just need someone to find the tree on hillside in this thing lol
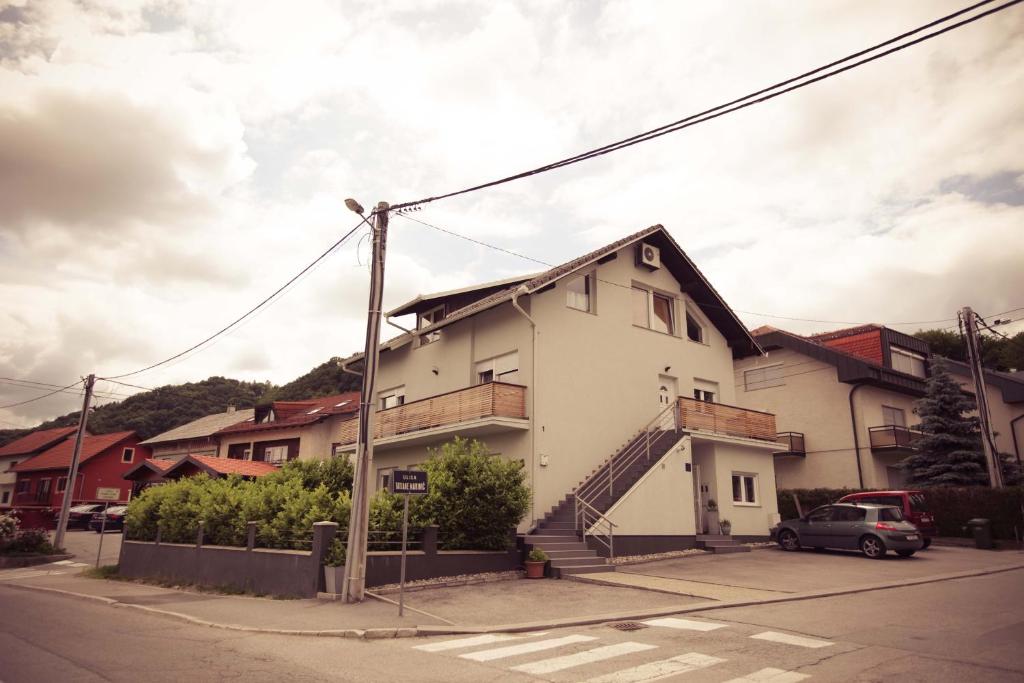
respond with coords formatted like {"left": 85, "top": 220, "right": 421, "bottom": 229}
{"left": 901, "top": 358, "right": 990, "bottom": 486}
{"left": 913, "top": 328, "right": 1010, "bottom": 370}
{"left": 266, "top": 356, "right": 362, "bottom": 402}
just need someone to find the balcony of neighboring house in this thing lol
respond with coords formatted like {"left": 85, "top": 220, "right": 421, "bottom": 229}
{"left": 676, "top": 396, "right": 778, "bottom": 443}
{"left": 774, "top": 431, "right": 806, "bottom": 457}
{"left": 337, "top": 382, "right": 529, "bottom": 452}
{"left": 868, "top": 425, "right": 923, "bottom": 452}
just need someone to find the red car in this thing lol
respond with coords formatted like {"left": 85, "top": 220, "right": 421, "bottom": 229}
{"left": 837, "top": 490, "right": 935, "bottom": 548}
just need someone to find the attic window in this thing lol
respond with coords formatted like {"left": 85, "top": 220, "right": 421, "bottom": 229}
{"left": 418, "top": 305, "right": 444, "bottom": 345}
{"left": 566, "top": 273, "right": 594, "bottom": 313}
{"left": 686, "top": 311, "right": 704, "bottom": 343}
{"left": 891, "top": 347, "right": 926, "bottom": 378}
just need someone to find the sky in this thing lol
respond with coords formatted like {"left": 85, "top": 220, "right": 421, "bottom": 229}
{"left": 1, "top": 0, "right": 1022, "bottom": 427}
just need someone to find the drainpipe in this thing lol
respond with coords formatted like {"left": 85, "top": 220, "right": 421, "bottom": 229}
{"left": 848, "top": 383, "right": 867, "bottom": 489}
{"left": 511, "top": 285, "right": 538, "bottom": 526}
{"left": 1010, "top": 413, "right": 1024, "bottom": 466}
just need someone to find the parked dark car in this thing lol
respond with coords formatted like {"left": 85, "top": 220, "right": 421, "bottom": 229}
{"left": 771, "top": 503, "right": 924, "bottom": 559}
{"left": 89, "top": 505, "right": 128, "bottom": 533}
{"left": 67, "top": 504, "right": 104, "bottom": 530}
{"left": 837, "top": 490, "right": 936, "bottom": 548}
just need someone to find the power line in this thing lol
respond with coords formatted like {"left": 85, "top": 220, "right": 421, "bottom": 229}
{"left": 0, "top": 380, "right": 121, "bottom": 402}
{"left": 391, "top": 0, "right": 1019, "bottom": 210}
{"left": 101, "top": 216, "right": 372, "bottom": 381}
{"left": 0, "top": 380, "right": 85, "bottom": 410}
{"left": 977, "top": 315, "right": 1024, "bottom": 353}
{"left": 0, "top": 377, "right": 128, "bottom": 399}
{"left": 101, "top": 379, "right": 155, "bottom": 392}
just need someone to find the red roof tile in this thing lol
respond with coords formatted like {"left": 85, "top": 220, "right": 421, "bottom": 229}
{"left": 167, "top": 454, "right": 280, "bottom": 478}
{"left": 0, "top": 426, "right": 78, "bottom": 458}
{"left": 215, "top": 392, "right": 359, "bottom": 436}
{"left": 12, "top": 431, "right": 136, "bottom": 472}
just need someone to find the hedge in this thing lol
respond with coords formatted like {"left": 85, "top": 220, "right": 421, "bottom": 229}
{"left": 778, "top": 487, "right": 1024, "bottom": 539}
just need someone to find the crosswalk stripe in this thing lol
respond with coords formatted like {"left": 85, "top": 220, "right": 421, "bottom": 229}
{"left": 52, "top": 560, "right": 75, "bottom": 565}
{"left": 642, "top": 617, "right": 727, "bottom": 632}
{"left": 750, "top": 631, "right": 833, "bottom": 649}
{"left": 459, "top": 634, "right": 597, "bottom": 662}
{"left": 723, "top": 667, "right": 810, "bottom": 682}
{"left": 511, "top": 641, "right": 658, "bottom": 675}
{"left": 581, "top": 652, "right": 726, "bottom": 683}
{"left": 413, "top": 632, "right": 547, "bottom": 653}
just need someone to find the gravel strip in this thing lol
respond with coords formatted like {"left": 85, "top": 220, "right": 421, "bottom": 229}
{"left": 369, "top": 570, "right": 524, "bottom": 595}
{"left": 610, "top": 549, "right": 705, "bottom": 565}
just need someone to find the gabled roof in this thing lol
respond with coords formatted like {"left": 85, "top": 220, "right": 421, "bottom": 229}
{"left": 162, "top": 454, "right": 279, "bottom": 479}
{"left": 386, "top": 273, "right": 540, "bottom": 318}
{"left": 0, "top": 426, "right": 78, "bottom": 458}
{"left": 140, "top": 408, "right": 256, "bottom": 445}
{"left": 122, "top": 458, "right": 176, "bottom": 481}
{"left": 13, "top": 431, "right": 136, "bottom": 472}
{"left": 214, "top": 392, "right": 359, "bottom": 436}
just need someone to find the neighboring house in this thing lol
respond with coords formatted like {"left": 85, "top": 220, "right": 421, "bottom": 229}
{"left": 734, "top": 324, "right": 1024, "bottom": 490}
{"left": 214, "top": 393, "right": 360, "bottom": 464}
{"left": 11, "top": 431, "right": 151, "bottom": 526}
{"left": 122, "top": 458, "right": 177, "bottom": 497}
{"left": 162, "top": 455, "right": 279, "bottom": 480}
{"left": 139, "top": 406, "right": 256, "bottom": 461}
{"left": 339, "top": 224, "right": 781, "bottom": 552}
{"left": 0, "top": 426, "right": 79, "bottom": 509}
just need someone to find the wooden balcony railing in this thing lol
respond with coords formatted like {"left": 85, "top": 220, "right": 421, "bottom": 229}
{"left": 338, "top": 382, "right": 527, "bottom": 444}
{"left": 868, "top": 425, "right": 922, "bottom": 451}
{"left": 775, "top": 431, "right": 806, "bottom": 456}
{"left": 677, "top": 397, "right": 777, "bottom": 442}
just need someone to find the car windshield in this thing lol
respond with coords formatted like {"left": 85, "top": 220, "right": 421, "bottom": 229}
{"left": 909, "top": 494, "right": 928, "bottom": 511}
{"left": 102, "top": 506, "right": 128, "bottom": 515}
{"left": 879, "top": 507, "right": 904, "bottom": 522}
{"left": 70, "top": 505, "right": 97, "bottom": 513}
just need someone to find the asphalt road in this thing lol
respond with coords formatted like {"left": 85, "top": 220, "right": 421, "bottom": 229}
{"left": 60, "top": 528, "right": 122, "bottom": 567}
{"left": 1, "top": 568, "right": 1021, "bottom": 682}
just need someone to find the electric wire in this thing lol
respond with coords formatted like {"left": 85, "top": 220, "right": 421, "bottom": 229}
{"left": 0, "top": 380, "right": 85, "bottom": 410}
{"left": 391, "top": 0, "right": 1020, "bottom": 211}
{"left": 977, "top": 316, "right": 1024, "bottom": 353}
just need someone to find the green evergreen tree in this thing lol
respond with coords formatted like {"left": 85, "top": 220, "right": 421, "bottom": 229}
{"left": 902, "top": 358, "right": 989, "bottom": 486}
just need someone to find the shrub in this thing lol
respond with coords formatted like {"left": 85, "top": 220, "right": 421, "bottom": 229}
{"left": 2, "top": 528, "right": 55, "bottom": 555}
{"left": 776, "top": 488, "right": 867, "bottom": 520}
{"left": 0, "top": 513, "right": 18, "bottom": 544}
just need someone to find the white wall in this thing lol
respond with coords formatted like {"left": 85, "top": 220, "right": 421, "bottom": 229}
{"left": 603, "top": 437, "right": 696, "bottom": 536}
{"left": 709, "top": 440, "right": 779, "bottom": 537}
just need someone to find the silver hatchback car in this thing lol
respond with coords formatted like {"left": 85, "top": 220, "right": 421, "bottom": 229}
{"left": 772, "top": 503, "right": 924, "bottom": 559}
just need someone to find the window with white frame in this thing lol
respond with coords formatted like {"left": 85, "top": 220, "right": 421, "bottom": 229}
{"left": 475, "top": 351, "right": 519, "bottom": 384}
{"left": 732, "top": 473, "right": 758, "bottom": 505}
{"left": 882, "top": 405, "right": 906, "bottom": 427}
{"left": 379, "top": 386, "right": 406, "bottom": 410}
{"left": 891, "top": 347, "right": 926, "bottom": 378}
{"left": 566, "top": 273, "right": 594, "bottom": 313}
{"left": 377, "top": 466, "right": 397, "bottom": 491}
{"left": 418, "top": 305, "right": 444, "bottom": 345}
{"left": 263, "top": 445, "right": 289, "bottom": 465}
{"left": 121, "top": 447, "right": 134, "bottom": 464}
{"left": 744, "top": 364, "right": 785, "bottom": 391}
{"left": 693, "top": 379, "right": 718, "bottom": 403}
{"left": 632, "top": 286, "right": 675, "bottom": 335}
{"left": 685, "top": 311, "right": 704, "bottom": 343}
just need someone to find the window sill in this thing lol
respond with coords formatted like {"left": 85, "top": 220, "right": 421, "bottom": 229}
{"left": 732, "top": 501, "right": 761, "bottom": 507}
{"left": 567, "top": 306, "right": 597, "bottom": 316}
{"left": 631, "top": 324, "right": 679, "bottom": 338}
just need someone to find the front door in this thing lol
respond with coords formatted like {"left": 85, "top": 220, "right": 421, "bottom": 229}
{"left": 658, "top": 375, "right": 678, "bottom": 412}
{"left": 692, "top": 464, "right": 703, "bottom": 534}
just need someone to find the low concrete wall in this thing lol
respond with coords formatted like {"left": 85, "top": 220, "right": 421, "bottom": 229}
{"left": 587, "top": 535, "right": 698, "bottom": 558}
{"left": 362, "top": 527, "right": 519, "bottom": 587}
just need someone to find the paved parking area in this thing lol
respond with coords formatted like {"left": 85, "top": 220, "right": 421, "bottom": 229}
{"left": 60, "top": 528, "right": 122, "bottom": 567}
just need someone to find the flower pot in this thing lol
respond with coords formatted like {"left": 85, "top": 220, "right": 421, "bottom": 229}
{"left": 524, "top": 560, "right": 546, "bottom": 579}
{"left": 719, "top": 524, "right": 732, "bottom": 536}
{"left": 323, "top": 565, "right": 345, "bottom": 594}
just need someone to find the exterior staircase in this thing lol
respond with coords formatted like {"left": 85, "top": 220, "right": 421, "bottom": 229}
{"left": 696, "top": 534, "right": 750, "bottom": 554}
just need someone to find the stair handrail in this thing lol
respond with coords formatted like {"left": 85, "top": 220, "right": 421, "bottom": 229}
{"left": 575, "top": 401, "right": 680, "bottom": 509}
{"left": 574, "top": 495, "right": 616, "bottom": 561}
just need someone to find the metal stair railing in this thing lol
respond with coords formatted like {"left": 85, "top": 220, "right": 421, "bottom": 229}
{"left": 574, "top": 496, "right": 617, "bottom": 560}
{"left": 574, "top": 401, "right": 681, "bottom": 527}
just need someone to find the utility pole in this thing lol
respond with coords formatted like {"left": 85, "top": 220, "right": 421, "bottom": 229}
{"left": 961, "top": 307, "right": 1003, "bottom": 488}
{"left": 53, "top": 373, "right": 95, "bottom": 550}
{"left": 342, "top": 202, "right": 389, "bottom": 602}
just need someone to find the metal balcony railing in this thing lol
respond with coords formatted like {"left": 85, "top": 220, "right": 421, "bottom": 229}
{"left": 868, "top": 425, "right": 922, "bottom": 451}
{"left": 774, "top": 431, "right": 806, "bottom": 456}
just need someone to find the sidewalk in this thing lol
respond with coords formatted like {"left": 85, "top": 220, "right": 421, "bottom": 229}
{"left": 1, "top": 545, "right": 1021, "bottom": 638}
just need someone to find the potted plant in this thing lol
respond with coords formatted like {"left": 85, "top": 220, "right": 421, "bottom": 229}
{"left": 322, "top": 539, "right": 345, "bottom": 594}
{"left": 704, "top": 499, "right": 720, "bottom": 535}
{"left": 719, "top": 519, "right": 732, "bottom": 536}
{"left": 525, "top": 547, "right": 548, "bottom": 579}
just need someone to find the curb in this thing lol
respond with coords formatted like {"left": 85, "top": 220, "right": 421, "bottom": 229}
{"left": 4, "top": 562, "right": 1022, "bottom": 639}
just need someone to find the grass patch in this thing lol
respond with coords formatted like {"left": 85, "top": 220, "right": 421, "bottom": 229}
{"left": 81, "top": 564, "right": 122, "bottom": 580}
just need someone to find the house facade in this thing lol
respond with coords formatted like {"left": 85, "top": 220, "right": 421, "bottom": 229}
{"left": 12, "top": 431, "right": 151, "bottom": 526}
{"left": 0, "top": 426, "right": 78, "bottom": 509}
{"left": 139, "top": 406, "right": 256, "bottom": 461}
{"left": 338, "top": 225, "right": 781, "bottom": 552}
{"left": 734, "top": 324, "right": 1024, "bottom": 490}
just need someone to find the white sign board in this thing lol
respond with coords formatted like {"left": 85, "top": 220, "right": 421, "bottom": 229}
{"left": 95, "top": 487, "right": 121, "bottom": 501}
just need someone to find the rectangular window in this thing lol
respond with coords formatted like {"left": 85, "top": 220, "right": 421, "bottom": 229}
{"left": 227, "top": 443, "right": 251, "bottom": 460}
{"left": 744, "top": 364, "right": 785, "bottom": 391}
{"left": 418, "top": 306, "right": 444, "bottom": 345}
{"left": 475, "top": 351, "right": 519, "bottom": 384}
{"left": 377, "top": 466, "right": 397, "bottom": 491}
{"left": 631, "top": 287, "right": 649, "bottom": 327}
{"left": 651, "top": 293, "right": 674, "bottom": 334}
{"left": 732, "top": 473, "right": 758, "bottom": 505}
{"left": 633, "top": 286, "right": 676, "bottom": 335}
{"left": 379, "top": 386, "right": 406, "bottom": 410}
{"left": 57, "top": 477, "right": 68, "bottom": 493}
{"left": 566, "top": 273, "right": 594, "bottom": 313}
{"left": 881, "top": 405, "right": 906, "bottom": 427}
{"left": 685, "top": 311, "right": 703, "bottom": 343}
{"left": 36, "top": 478, "right": 51, "bottom": 502}
{"left": 16, "top": 479, "right": 30, "bottom": 494}
{"left": 121, "top": 447, "right": 135, "bottom": 464}
{"left": 263, "top": 445, "right": 289, "bottom": 465}
{"left": 1, "top": 491, "right": 8, "bottom": 505}
{"left": 891, "top": 347, "right": 926, "bottom": 378}
{"left": 693, "top": 379, "right": 718, "bottom": 403}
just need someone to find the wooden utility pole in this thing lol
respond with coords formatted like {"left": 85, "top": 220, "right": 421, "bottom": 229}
{"left": 342, "top": 202, "right": 389, "bottom": 603}
{"left": 53, "top": 373, "right": 95, "bottom": 550}
{"left": 961, "top": 307, "right": 1003, "bottom": 488}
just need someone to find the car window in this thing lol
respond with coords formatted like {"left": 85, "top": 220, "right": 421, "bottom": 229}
{"left": 909, "top": 494, "right": 928, "bottom": 512}
{"left": 878, "top": 507, "right": 904, "bottom": 522}
{"left": 835, "top": 507, "right": 867, "bottom": 522}
{"left": 807, "top": 507, "right": 833, "bottom": 523}
{"left": 881, "top": 496, "right": 903, "bottom": 507}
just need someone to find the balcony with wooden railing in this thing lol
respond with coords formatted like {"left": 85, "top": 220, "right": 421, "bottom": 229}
{"left": 337, "top": 382, "right": 528, "bottom": 448}
{"left": 677, "top": 397, "right": 777, "bottom": 442}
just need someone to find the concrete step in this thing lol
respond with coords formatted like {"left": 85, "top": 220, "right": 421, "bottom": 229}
{"left": 553, "top": 564, "right": 616, "bottom": 577}
{"left": 529, "top": 541, "right": 588, "bottom": 552}
{"left": 534, "top": 527, "right": 577, "bottom": 536}
{"left": 549, "top": 557, "right": 605, "bottom": 567}
{"left": 525, "top": 534, "right": 582, "bottom": 545}
{"left": 700, "top": 540, "right": 741, "bottom": 548}
{"left": 696, "top": 534, "right": 730, "bottom": 541}
{"left": 706, "top": 545, "right": 751, "bottom": 554}
{"left": 541, "top": 521, "right": 576, "bottom": 529}
{"left": 544, "top": 550, "right": 598, "bottom": 559}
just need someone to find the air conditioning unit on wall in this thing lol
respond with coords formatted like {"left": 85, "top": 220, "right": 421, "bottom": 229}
{"left": 637, "top": 242, "right": 661, "bottom": 270}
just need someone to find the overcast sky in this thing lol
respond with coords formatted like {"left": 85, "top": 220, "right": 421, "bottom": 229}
{"left": 1, "top": 0, "right": 1022, "bottom": 427}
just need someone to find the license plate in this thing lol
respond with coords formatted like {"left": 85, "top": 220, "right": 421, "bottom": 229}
{"left": 906, "top": 534, "right": 919, "bottom": 541}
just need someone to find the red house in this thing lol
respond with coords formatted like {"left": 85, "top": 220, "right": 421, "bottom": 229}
{"left": 0, "top": 426, "right": 79, "bottom": 509}
{"left": 12, "top": 431, "right": 151, "bottom": 528}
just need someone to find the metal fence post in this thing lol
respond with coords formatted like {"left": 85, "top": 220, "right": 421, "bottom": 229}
{"left": 246, "top": 521, "right": 257, "bottom": 551}
{"left": 196, "top": 521, "right": 205, "bottom": 548}
{"left": 312, "top": 521, "right": 339, "bottom": 594}
{"left": 422, "top": 525, "right": 439, "bottom": 557}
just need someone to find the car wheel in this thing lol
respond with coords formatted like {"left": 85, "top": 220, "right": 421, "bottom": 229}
{"left": 860, "top": 535, "right": 886, "bottom": 559}
{"left": 922, "top": 538, "right": 931, "bottom": 549}
{"left": 896, "top": 550, "right": 915, "bottom": 558}
{"left": 778, "top": 530, "right": 800, "bottom": 552}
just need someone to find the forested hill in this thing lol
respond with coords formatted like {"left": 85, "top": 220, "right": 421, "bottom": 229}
{"left": 0, "top": 355, "right": 364, "bottom": 448}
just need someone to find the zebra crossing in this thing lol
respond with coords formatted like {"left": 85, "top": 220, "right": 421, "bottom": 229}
{"left": 412, "top": 617, "right": 831, "bottom": 681}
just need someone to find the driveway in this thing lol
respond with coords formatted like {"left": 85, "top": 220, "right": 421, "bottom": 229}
{"left": 59, "top": 528, "right": 122, "bottom": 567}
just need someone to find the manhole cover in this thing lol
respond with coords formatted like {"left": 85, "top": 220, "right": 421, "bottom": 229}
{"left": 609, "top": 622, "right": 649, "bottom": 632}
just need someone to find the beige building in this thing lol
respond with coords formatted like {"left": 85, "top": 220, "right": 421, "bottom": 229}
{"left": 734, "top": 325, "right": 1024, "bottom": 490}
{"left": 338, "top": 225, "right": 781, "bottom": 556}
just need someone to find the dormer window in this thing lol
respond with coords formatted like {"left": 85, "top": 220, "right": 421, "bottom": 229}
{"left": 686, "top": 311, "right": 704, "bottom": 343}
{"left": 891, "top": 347, "right": 926, "bottom": 378}
{"left": 566, "top": 273, "right": 594, "bottom": 313}
{"left": 418, "top": 305, "right": 444, "bottom": 345}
